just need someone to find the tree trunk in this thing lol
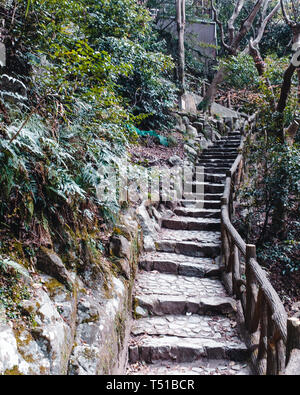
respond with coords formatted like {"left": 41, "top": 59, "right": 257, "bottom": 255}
{"left": 176, "top": 0, "right": 186, "bottom": 96}
{"left": 277, "top": 63, "right": 297, "bottom": 114}
{"left": 198, "top": 66, "right": 228, "bottom": 112}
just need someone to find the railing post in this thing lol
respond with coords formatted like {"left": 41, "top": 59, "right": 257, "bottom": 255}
{"left": 245, "top": 244, "right": 257, "bottom": 331}
{"left": 220, "top": 197, "right": 229, "bottom": 269}
{"left": 285, "top": 317, "right": 300, "bottom": 374}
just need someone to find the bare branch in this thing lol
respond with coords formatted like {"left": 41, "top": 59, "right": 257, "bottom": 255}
{"left": 211, "top": 0, "right": 232, "bottom": 53}
{"left": 261, "top": 0, "right": 270, "bottom": 21}
{"left": 252, "top": 1, "right": 281, "bottom": 47}
{"left": 228, "top": 0, "right": 245, "bottom": 45}
{"left": 280, "top": 0, "right": 296, "bottom": 27}
{"left": 232, "top": 0, "right": 265, "bottom": 50}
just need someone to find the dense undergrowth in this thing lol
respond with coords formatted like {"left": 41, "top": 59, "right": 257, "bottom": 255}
{"left": 0, "top": 0, "right": 177, "bottom": 278}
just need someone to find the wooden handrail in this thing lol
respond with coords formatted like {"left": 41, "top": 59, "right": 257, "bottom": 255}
{"left": 220, "top": 115, "right": 300, "bottom": 375}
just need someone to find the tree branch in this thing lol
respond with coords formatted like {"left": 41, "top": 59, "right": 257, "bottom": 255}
{"left": 232, "top": 0, "right": 265, "bottom": 50}
{"left": 280, "top": 0, "right": 296, "bottom": 27}
{"left": 228, "top": 0, "right": 245, "bottom": 45}
{"left": 252, "top": 1, "right": 281, "bottom": 47}
{"left": 211, "top": 0, "right": 232, "bottom": 53}
{"left": 277, "top": 62, "right": 297, "bottom": 113}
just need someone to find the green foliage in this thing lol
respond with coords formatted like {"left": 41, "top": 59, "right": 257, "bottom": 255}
{"left": 257, "top": 240, "right": 300, "bottom": 274}
{"left": 0, "top": 0, "right": 177, "bottom": 243}
{"left": 0, "top": 256, "right": 31, "bottom": 320}
{"left": 260, "top": 22, "right": 292, "bottom": 58}
{"left": 220, "top": 54, "right": 260, "bottom": 90}
{"left": 239, "top": 136, "right": 300, "bottom": 247}
{"left": 239, "top": 55, "right": 298, "bottom": 130}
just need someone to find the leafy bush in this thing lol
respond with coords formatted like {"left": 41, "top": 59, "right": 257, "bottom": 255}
{"left": 239, "top": 136, "right": 300, "bottom": 245}
{"left": 220, "top": 54, "right": 260, "bottom": 90}
{"left": 257, "top": 240, "right": 300, "bottom": 274}
{"left": 0, "top": 0, "right": 177, "bottom": 243}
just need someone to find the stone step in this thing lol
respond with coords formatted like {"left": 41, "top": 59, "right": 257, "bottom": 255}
{"left": 174, "top": 207, "right": 220, "bottom": 218}
{"left": 156, "top": 240, "right": 220, "bottom": 258}
{"left": 201, "top": 154, "right": 237, "bottom": 160}
{"left": 155, "top": 229, "right": 221, "bottom": 257}
{"left": 180, "top": 199, "right": 221, "bottom": 209}
{"left": 162, "top": 216, "right": 221, "bottom": 232}
{"left": 193, "top": 173, "right": 226, "bottom": 184}
{"left": 181, "top": 194, "right": 221, "bottom": 203}
{"left": 127, "top": 359, "right": 252, "bottom": 375}
{"left": 199, "top": 168, "right": 229, "bottom": 174}
{"left": 134, "top": 272, "right": 235, "bottom": 316}
{"left": 214, "top": 139, "right": 240, "bottom": 143}
{"left": 184, "top": 182, "right": 225, "bottom": 194}
{"left": 213, "top": 135, "right": 240, "bottom": 141}
{"left": 131, "top": 315, "right": 240, "bottom": 341}
{"left": 198, "top": 159, "right": 235, "bottom": 165}
{"left": 201, "top": 193, "right": 222, "bottom": 201}
{"left": 135, "top": 294, "right": 236, "bottom": 317}
{"left": 203, "top": 149, "right": 238, "bottom": 155}
{"left": 197, "top": 164, "right": 232, "bottom": 170}
{"left": 216, "top": 139, "right": 241, "bottom": 144}
{"left": 213, "top": 144, "right": 240, "bottom": 149}
{"left": 129, "top": 335, "right": 249, "bottom": 364}
{"left": 181, "top": 182, "right": 225, "bottom": 194}
{"left": 139, "top": 252, "right": 220, "bottom": 277}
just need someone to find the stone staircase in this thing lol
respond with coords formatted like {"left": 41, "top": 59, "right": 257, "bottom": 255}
{"left": 127, "top": 131, "right": 252, "bottom": 375}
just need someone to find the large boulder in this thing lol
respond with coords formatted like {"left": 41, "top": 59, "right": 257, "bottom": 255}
{"left": 186, "top": 125, "right": 198, "bottom": 139}
{"left": 36, "top": 247, "right": 74, "bottom": 291}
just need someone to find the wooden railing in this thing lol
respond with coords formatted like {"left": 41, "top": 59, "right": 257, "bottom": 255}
{"left": 220, "top": 115, "right": 300, "bottom": 375}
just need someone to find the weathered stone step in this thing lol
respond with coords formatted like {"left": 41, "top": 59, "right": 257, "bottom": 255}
{"left": 131, "top": 315, "right": 239, "bottom": 340}
{"left": 198, "top": 164, "right": 231, "bottom": 170}
{"left": 181, "top": 196, "right": 224, "bottom": 208}
{"left": 184, "top": 182, "right": 225, "bottom": 194}
{"left": 213, "top": 144, "right": 240, "bottom": 149}
{"left": 181, "top": 182, "right": 225, "bottom": 194}
{"left": 127, "top": 359, "right": 251, "bottom": 375}
{"left": 162, "top": 216, "right": 221, "bottom": 232}
{"left": 214, "top": 139, "right": 240, "bottom": 143}
{"left": 193, "top": 173, "right": 226, "bottom": 184}
{"left": 174, "top": 207, "right": 220, "bottom": 218}
{"left": 135, "top": 271, "right": 224, "bottom": 296}
{"left": 201, "top": 167, "right": 230, "bottom": 174}
{"left": 212, "top": 136, "right": 240, "bottom": 140}
{"left": 135, "top": 292, "right": 236, "bottom": 316}
{"left": 129, "top": 335, "right": 249, "bottom": 364}
{"left": 215, "top": 139, "right": 240, "bottom": 144}
{"left": 156, "top": 240, "right": 220, "bottom": 258}
{"left": 202, "top": 193, "right": 222, "bottom": 201}
{"left": 180, "top": 199, "right": 221, "bottom": 209}
{"left": 203, "top": 149, "right": 238, "bottom": 155}
{"left": 139, "top": 252, "right": 220, "bottom": 277}
{"left": 198, "top": 159, "right": 235, "bottom": 165}
{"left": 201, "top": 154, "right": 237, "bottom": 160}
{"left": 134, "top": 272, "right": 235, "bottom": 316}
{"left": 218, "top": 134, "right": 241, "bottom": 139}
{"left": 156, "top": 229, "right": 221, "bottom": 257}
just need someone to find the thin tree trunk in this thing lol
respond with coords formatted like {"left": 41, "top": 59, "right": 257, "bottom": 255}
{"left": 198, "top": 66, "right": 228, "bottom": 111}
{"left": 277, "top": 62, "right": 297, "bottom": 114}
{"left": 176, "top": 0, "right": 186, "bottom": 96}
